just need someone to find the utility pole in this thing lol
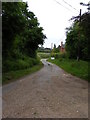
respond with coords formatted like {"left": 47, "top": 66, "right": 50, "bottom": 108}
{"left": 77, "top": 9, "right": 81, "bottom": 61}
{"left": 51, "top": 43, "right": 53, "bottom": 55}
{"left": 51, "top": 43, "right": 53, "bottom": 50}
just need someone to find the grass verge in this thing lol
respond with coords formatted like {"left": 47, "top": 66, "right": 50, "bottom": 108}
{"left": 48, "top": 58, "right": 88, "bottom": 81}
{"left": 3, "top": 62, "right": 43, "bottom": 85}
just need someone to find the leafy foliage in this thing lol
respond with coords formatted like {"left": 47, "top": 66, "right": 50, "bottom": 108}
{"left": 2, "top": 2, "right": 46, "bottom": 72}
{"left": 65, "top": 12, "right": 89, "bottom": 60}
{"left": 52, "top": 45, "right": 60, "bottom": 53}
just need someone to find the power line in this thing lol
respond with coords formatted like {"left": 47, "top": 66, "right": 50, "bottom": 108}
{"left": 54, "top": 0, "right": 79, "bottom": 14}
{"left": 61, "top": 0, "right": 79, "bottom": 13}
{"left": 53, "top": 0, "right": 72, "bottom": 12}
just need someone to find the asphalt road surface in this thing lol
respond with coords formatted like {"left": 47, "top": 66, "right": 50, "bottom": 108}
{"left": 2, "top": 59, "right": 88, "bottom": 118}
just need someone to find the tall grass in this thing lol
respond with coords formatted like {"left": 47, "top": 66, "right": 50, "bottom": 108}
{"left": 3, "top": 62, "right": 43, "bottom": 85}
{"left": 3, "top": 56, "right": 40, "bottom": 72}
{"left": 3, "top": 55, "right": 43, "bottom": 84}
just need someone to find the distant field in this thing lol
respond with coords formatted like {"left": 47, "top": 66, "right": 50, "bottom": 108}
{"left": 48, "top": 58, "right": 88, "bottom": 81}
{"left": 37, "top": 52, "right": 51, "bottom": 59}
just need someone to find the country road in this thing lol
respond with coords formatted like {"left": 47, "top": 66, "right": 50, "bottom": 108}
{"left": 2, "top": 59, "right": 88, "bottom": 118}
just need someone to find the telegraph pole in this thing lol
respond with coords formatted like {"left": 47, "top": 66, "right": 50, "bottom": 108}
{"left": 77, "top": 9, "right": 81, "bottom": 61}
{"left": 51, "top": 43, "right": 53, "bottom": 55}
{"left": 80, "top": 9, "right": 81, "bottom": 22}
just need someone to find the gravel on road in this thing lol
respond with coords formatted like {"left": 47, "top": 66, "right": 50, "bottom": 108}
{"left": 2, "top": 59, "right": 88, "bottom": 118}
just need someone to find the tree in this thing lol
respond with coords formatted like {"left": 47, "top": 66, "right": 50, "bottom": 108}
{"left": 2, "top": 2, "right": 46, "bottom": 59}
{"left": 80, "top": 12, "right": 90, "bottom": 60}
{"left": 65, "top": 18, "right": 89, "bottom": 60}
{"left": 54, "top": 44, "right": 56, "bottom": 49}
{"left": 53, "top": 44, "right": 60, "bottom": 53}
{"left": 2, "top": 2, "right": 46, "bottom": 72}
{"left": 2, "top": 2, "right": 27, "bottom": 59}
{"left": 66, "top": 6, "right": 89, "bottom": 60}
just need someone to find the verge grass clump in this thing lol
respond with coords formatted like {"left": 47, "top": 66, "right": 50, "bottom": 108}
{"left": 3, "top": 54, "right": 43, "bottom": 84}
{"left": 48, "top": 58, "right": 88, "bottom": 81}
{"left": 3, "top": 55, "right": 40, "bottom": 72}
{"left": 3, "top": 60, "right": 43, "bottom": 85}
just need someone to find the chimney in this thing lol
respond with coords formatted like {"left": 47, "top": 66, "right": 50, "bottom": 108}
{"left": 61, "top": 41, "right": 63, "bottom": 47}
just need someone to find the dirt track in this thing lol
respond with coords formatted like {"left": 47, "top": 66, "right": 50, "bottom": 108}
{"left": 2, "top": 59, "right": 88, "bottom": 118}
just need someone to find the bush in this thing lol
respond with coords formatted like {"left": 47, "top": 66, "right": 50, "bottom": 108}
{"left": 60, "top": 53, "right": 67, "bottom": 58}
{"left": 3, "top": 55, "right": 40, "bottom": 73}
{"left": 51, "top": 53, "right": 67, "bottom": 59}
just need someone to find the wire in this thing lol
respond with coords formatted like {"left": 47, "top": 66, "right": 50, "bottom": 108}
{"left": 53, "top": 0, "right": 72, "bottom": 12}
{"left": 54, "top": 0, "right": 79, "bottom": 14}
{"left": 61, "top": 0, "right": 79, "bottom": 13}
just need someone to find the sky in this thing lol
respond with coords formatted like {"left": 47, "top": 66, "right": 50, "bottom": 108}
{"left": 23, "top": 0, "right": 89, "bottom": 48}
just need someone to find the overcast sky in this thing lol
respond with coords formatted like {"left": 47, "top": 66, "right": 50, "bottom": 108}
{"left": 23, "top": 0, "right": 89, "bottom": 48}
